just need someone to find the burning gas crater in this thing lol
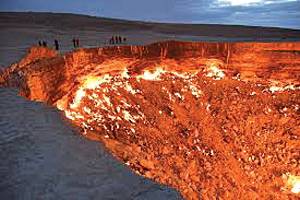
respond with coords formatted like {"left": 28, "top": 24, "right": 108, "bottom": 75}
{"left": 2, "top": 41, "right": 300, "bottom": 199}
{"left": 56, "top": 67, "right": 204, "bottom": 135}
{"left": 54, "top": 65, "right": 300, "bottom": 199}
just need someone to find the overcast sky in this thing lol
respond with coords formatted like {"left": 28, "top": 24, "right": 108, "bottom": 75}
{"left": 1, "top": 0, "right": 299, "bottom": 29}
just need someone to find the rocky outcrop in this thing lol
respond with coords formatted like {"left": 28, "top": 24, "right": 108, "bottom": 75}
{"left": 0, "top": 46, "right": 58, "bottom": 87}
{"left": 18, "top": 46, "right": 58, "bottom": 67}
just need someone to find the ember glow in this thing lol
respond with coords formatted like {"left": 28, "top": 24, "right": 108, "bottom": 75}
{"left": 289, "top": 176, "right": 300, "bottom": 194}
{"left": 136, "top": 67, "right": 167, "bottom": 81}
{"left": 283, "top": 174, "right": 300, "bottom": 194}
{"left": 55, "top": 63, "right": 300, "bottom": 199}
{"left": 56, "top": 67, "right": 204, "bottom": 123}
{"left": 205, "top": 65, "right": 225, "bottom": 80}
{"left": 269, "top": 81, "right": 300, "bottom": 93}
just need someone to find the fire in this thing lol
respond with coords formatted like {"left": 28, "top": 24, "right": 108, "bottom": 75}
{"left": 288, "top": 175, "right": 300, "bottom": 194}
{"left": 70, "top": 89, "right": 86, "bottom": 109}
{"left": 136, "top": 67, "right": 166, "bottom": 81}
{"left": 205, "top": 64, "right": 225, "bottom": 80}
{"left": 70, "top": 74, "right": 112, "bottom": 109}
{"left": 83, "top": 76, "right": 105, "bottom": 89}
{"left": 57, "top": 67, "right": 206, "bottom": 123}
{"left": 56, "top": 66, "right": 224, "bottom": 123}
{"left": 283, "top": 173, "right": 300, "bottom": 194}
{"left": 54, "top": 65, "right": 300, "bottom": 199}
{"left": 269, "top": 81, "right": 299, "bottom": 93}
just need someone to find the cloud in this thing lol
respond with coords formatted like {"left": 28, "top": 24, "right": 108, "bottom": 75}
{"left": 0, "top": 0, "right": 299, "bottom": 29}
{"left": 215, "top": 0, "right": 264, "bottom": 7}
{"left": 214, "top": 0, "right": 298, "bottom": 7}
{"left": 173, "top": 0, "right": 300, "bottom": 29}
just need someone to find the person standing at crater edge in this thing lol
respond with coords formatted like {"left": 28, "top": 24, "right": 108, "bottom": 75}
{"left": 115, "top": 36, "right": 119, "bottom": 44}
{"left": 111, "top": 36, "right": 115, "bottom": 45}
{"left": 72, "top": 38, "right": 76, "bottom": 48}
{"left": 76, "top": 38, "right": 80, "bottom": 48}
{"left": 54, "top": 39, "right": 59, "bottom": 51}
{"left": 42, "top": 41, "right": 47, "bottom": 47}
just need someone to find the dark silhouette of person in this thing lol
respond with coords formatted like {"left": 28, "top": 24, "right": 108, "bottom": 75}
{"left": 72, "top": 38, "right": 76, "bottom": 48}
{"left": 76, "top": 39, "right": 80, "bottom": 48}
{"left": 115, "top": 36, "right": 119, "bottom": 44}
{"left": 118, "top": 36, "right": 122, "bottom": 44}
{"left": 42, "top": 41, "right": 47, "bottom": 47}
{"left": 111, "top": 36, "right": 115, "bottom": 45}
{"left": 38, "top": 40, "right": 42, "bottom": 46}
{"left": 54, "top": 39, "right": 59, "bottom": 50}
{"left": 123, "top": 37, "right": 127, "bottom": 43}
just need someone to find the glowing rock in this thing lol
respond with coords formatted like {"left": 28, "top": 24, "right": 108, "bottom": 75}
{"left": 70, "top": 89, "right": 86, "bottom": 109}
{"left": 206, "top": 65, "right": 225, "bottom": 80}
{"left": 283, "top": 173, "right": 300, "bottom": 194}
{"left": 269, "top": 85, "right": 284, "bottom": 93}
{"left": 288, "top": 175, "right": 300, "bottom": 194}
{"left": 70, "top": 75, "right": 112, "bottom": 109}
{"left": 136, "top": 68, "right": 166, "bottom": 81}
{"left": 121, "top": 68, "right": 130, "bottom": 79}
{"left": 189, "top": 84, "right": 202, "bottom": 98}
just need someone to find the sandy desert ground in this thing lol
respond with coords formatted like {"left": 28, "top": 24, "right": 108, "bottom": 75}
{"left": 1, "top": 12, "right": 300, "bottom": 200}
{"left": 1, "top": 12, "right": 300, "bottom": 67}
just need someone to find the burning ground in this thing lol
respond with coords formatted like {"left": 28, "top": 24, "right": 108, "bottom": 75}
{"left": 1, "top": 41, "right": 300, "bottom": 199}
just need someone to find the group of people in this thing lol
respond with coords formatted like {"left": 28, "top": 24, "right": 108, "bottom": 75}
{"left": 72, "top": 38, "right": 80, "bottom": 48}
{"left": 38, "top": 36, "right": 128, "bottom": 51}
{"left": 38, "top": 40, "right": 48, "bottom": 47}
{"left": 39, "top": 40, "right": 60, "bottom": 50}
{"left": 109, "top": 36, "right": 127, "bottom": 45}
{"left": 38, "top": 38, "right": 81, "bottom": 51}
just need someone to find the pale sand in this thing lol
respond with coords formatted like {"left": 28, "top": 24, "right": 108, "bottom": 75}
{"left": 1, "top": 12, "right": 299, "bottom": 67}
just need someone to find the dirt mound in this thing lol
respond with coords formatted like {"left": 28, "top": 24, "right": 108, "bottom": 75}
{"left": 1, "top": 41, "right": 300, "bottom": 199}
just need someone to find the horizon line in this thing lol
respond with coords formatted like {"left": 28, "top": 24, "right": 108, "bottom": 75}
{"left": 1, "top": 10, "right": 300, "bottom": 31}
